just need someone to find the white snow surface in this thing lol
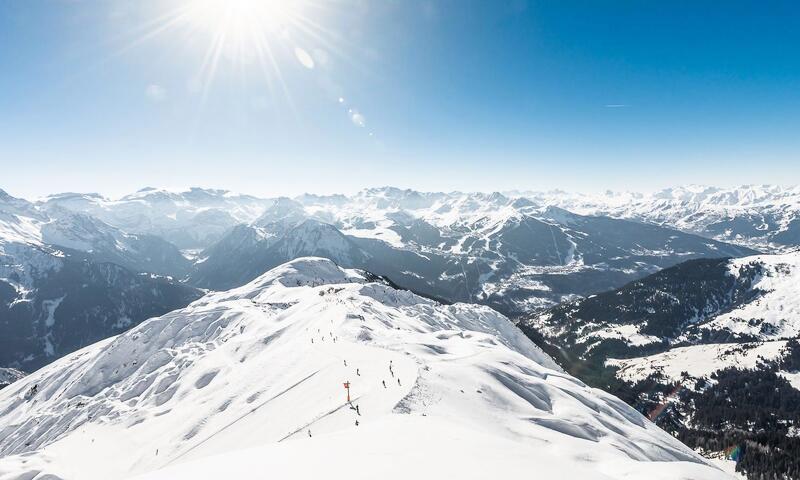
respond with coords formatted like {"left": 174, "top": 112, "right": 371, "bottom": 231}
{"left": 577, "top": 323, "right": 662, "bottom": 350}
{"left": 701, "top": 253, "right": 800, "bottom": 339}
{"left": 780, "top": 371, "right": 800, "bottom": 391}
{"left": 0, "top": 258, "right": 730, "bottom": 480}
{"left": 607, "top": 341, "right": 788, "bottom": 384}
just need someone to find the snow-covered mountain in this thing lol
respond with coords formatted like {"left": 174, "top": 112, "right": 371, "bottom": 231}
{"left": 525, "top": 185, "right": 800, "bottom": 252}
{"left": 2, "top": 191, "right": 192, "bottom": 278}
{"left": 41, "top": 184, "right": 800, "bottom": 255}
{"left": 0, "top": 190, "right": 202, "bottom": 371}
{"left": 526, "top": 252, "right": 800, "bottom": 362}
{"left": 522, "top": 252, "right": 800, "bottom": 479}
{"left": 190, "top": 219, "right": 370, "bottom": 290}
{"left": 191, "top": 187, "right": 755, "bottom": 315}
{"left": 0, "top": 258, "right": 732, "bottom": 480}
{"left": 43, "top": 187, "right": 274, "bottom": 249}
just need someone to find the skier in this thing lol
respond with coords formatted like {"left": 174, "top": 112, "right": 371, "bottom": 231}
{"left": 308, "top": 430, "right": 312, "bottom": 438}
{"left": 344, "top": 359, "right": 347, "bottom": 367}
{"left": 356, "top": 368, "right": 360, "bottom": 376}
{"left": 382, "top": 380, "right": 386, "bottom": 388}
{"left": 356, "top": 405, "right": 361, "bottom": 416}
{"left": 355, "top": 419, "right": 359, "bottom": 426}
{"left": 397, "top": 378, "right": 401, "bottom": 386}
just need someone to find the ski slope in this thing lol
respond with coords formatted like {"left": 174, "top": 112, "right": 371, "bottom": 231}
{"left": 0, "top": 258, "right": 732, "bottom": 480}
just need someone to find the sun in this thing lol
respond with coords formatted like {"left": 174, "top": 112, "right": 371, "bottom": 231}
{"left": 184, "top": 0, "right": 303, "bottom": 38}
{"left": 120, "top": 0, "right": 372, "bottom": 134}
{"left": 150, "top": 0, "right": 321, "bottom": 99}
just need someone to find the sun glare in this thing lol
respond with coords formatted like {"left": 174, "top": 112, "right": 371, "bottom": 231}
{"left": 185, "top": 0, "right": 302, "bottom": 37}
{"left": 153, "top": 0, "right": 321, "bottom": 100}
{"left": 119, "top": 0, "right": 373, "bottom": 136}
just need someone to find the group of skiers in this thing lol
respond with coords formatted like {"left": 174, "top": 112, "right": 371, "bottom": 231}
{"left": 311, "top": 358, "right": 406, "bottom": 439}
{"left": 310, "top": 329, "right": 339, "bottom": 345}
{"left": 304, "top": 320, "right": 411, "bottom": 437}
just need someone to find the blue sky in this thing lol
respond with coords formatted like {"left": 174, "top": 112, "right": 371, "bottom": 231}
{"left": 1, "top": 0, "right": 799, "bottom": 199}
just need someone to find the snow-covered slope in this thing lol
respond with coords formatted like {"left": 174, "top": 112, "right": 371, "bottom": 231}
{"left": 0, "top": 258, "right": 730, "bottom": 480}
{"left": 527, "top": 252, "right": 800, "bottom": 363}
{"left": 592, "top": 253, "right": 800, "bottom": 386}
{"left": 700, "top": 253, "right": 800, "bottom": 339}
{"left": 607, "top": 340, "right": 791, "bottom": 385}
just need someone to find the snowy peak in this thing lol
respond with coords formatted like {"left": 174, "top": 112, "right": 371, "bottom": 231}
{"left": 232, "top": 256, "right": 368, "bottom": 292}
{"left": 0, "top": 190, "right": 42, "bottom": 220}
{"left": 253, "top": 197, "right": 306, "bottom": 226}
{"left": 274, "top": 219, "right": 367, "bottom": 262}
{"left": 0, "top": 259, "right": 729, "bottom": 480}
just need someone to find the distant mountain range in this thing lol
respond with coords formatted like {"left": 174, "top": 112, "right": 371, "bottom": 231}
{"left": 185, "top": 190, "right": 755, "bottom": 315}
{"left": 523, "top": 184, "right": 800, "bottom": 252}
{"left": 43, "top": 184, "right": 800, "bottom": 252}
{"left": 42, "top": 187, "right": 271, "bottom": 249}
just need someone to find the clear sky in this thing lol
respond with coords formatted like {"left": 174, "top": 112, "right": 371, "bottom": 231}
{"left": 1, "top": 0, "right": 799, "bottom": 199}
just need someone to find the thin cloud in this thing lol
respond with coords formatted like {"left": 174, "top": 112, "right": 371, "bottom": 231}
{"left": 145, "top": 84, "right": 167, "bottom": 102}
{"left": 604, "top": 104, "right": 629, "bottom": 108}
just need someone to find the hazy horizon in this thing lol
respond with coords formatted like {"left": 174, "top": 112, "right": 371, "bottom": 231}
{"left": 5, "top": 181, "right": 800, "bottom": 204}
